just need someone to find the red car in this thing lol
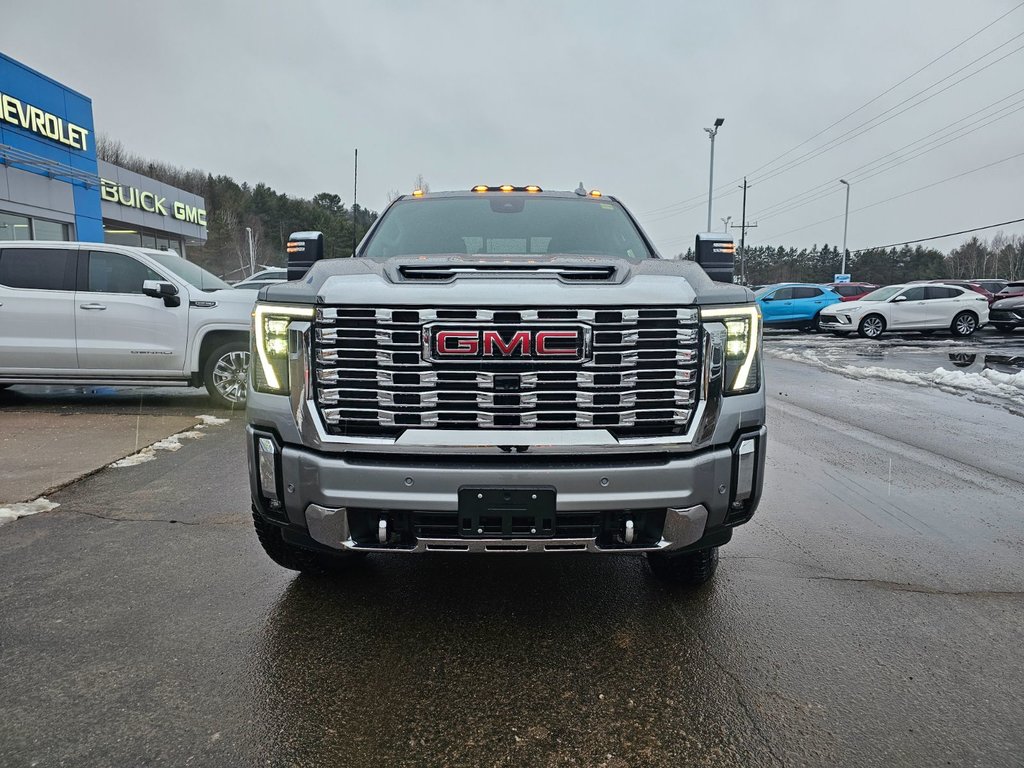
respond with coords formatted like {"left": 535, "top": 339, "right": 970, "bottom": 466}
{"left": 826, "top": 282, "right": 879, "bottom": 301}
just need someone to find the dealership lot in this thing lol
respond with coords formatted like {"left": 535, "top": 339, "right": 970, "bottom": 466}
{"left": 1, "top": 330, "right": 1023, "bottom": 767}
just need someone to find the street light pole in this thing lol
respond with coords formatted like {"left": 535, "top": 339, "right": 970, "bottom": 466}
{"left": 720, "top": 215, "right": 732, "bottom": 233}
{"left": 839, "top": 179, "right": 851, "bottom": 274}
{"left": 245, "top": 226, "right": 255, "bottom": 276}
{"left": 704, "top": 117, "right": 724, "bottom": 232}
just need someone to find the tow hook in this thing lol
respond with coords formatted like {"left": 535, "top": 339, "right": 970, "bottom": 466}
{"left": 378, "top": 517, "right": 388, "bottom": 544}
{"left": 624, "top": 518, "right": 635, "bottom": 545}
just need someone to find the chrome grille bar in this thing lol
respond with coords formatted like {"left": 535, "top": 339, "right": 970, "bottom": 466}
{"left": 313, "top": 306, "right": 700, "bottom": 436}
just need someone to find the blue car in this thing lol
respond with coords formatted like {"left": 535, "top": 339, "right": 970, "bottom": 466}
{"left": 755, "top": 283, "right": 842, "bottom": 330}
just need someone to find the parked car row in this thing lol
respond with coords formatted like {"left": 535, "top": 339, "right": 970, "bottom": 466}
{"left": 753, "top": 279, "right": 1022, "bottom": 338}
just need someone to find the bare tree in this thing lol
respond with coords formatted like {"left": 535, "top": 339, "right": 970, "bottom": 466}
{"left": 414, "top": 174, "right": 430, "bottom": 193}
{"left": 95, "top": 133, "right": 127, "bottom": 165}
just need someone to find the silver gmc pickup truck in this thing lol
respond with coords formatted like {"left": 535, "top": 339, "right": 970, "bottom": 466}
{"left": 246, "top": 186, "right": 765, "bottom": 586}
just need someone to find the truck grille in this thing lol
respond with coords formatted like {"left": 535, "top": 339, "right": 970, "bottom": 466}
{"left": 312, "top": 306, "right": 701, "bottom": 438}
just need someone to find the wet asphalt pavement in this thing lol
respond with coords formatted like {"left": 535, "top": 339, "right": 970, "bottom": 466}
{"left": 1, "top": 331, "right": 1023, "bottom": 767}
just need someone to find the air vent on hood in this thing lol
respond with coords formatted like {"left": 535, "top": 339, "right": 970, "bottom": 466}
{"left": 397, "top": 264, "right": 617, "bottom": 282}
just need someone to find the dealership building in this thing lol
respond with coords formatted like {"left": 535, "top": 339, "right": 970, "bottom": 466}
{"left": 0, "top": 52, "right": 206, "bottom": 256}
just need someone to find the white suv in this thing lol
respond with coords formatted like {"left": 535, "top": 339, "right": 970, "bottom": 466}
{"left": 0, "top": 241, "right": 255, "bottom": 406}
{"left": 819, "top": 283, "right": 989, "bottom": 338}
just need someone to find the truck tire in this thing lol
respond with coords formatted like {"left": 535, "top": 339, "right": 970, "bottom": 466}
{"left": 647, "top": 546, "right": 719, "bottom": 586}
{"left": 203, "top": 340, "right": 250, "bottom": 408}
{"left": 252, "top": 507, "right": 363, "bottom": 575}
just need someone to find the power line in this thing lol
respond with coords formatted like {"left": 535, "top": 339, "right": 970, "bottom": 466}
{"left": 850, "top": 217, "right": 1024, "bottom": 253}
{"left": 731, "top": 2, "right": 1024, "bottom": 187}
{"left": 750, "top": 97, "right": 1024, "bottom": 224}
{"left": 750, "top": 89, "right": 1024, "bottom": 220}
{"left": 741, "top": 34, "right": 1024, "bottom": 191}
{"left": 752, "top": 149, "right": 1024, "bottom": 243}
{"left": 640, "top": 3, "right": 1024, "bottom": 218}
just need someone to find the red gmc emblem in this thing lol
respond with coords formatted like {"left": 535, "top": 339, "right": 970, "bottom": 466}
{"left": 423, "top": 325, "right": 591, "bottom": 363}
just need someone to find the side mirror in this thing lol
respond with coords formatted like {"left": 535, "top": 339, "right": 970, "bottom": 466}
{"left": 892, "top": 295, "right": 907, "bottom": 303}
{"left": 142, "top": 280, "right": 181, "bottom": 307}
{"left": 761, "top": 296, "right": 774, "bottom": 302}
{"left": 287, "top": 231, "right": 325, "bottom": 280}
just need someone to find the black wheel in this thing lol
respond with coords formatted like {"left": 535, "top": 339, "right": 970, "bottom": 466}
{"left": 994, "top": 324, "right": 1016, "bottom": 334}
{"left": 203, "top": 340, "right": 250, "bottom": 408}
{"left": 647, "top": 546, "right": 719, "bottom": 587}
{"left": 252, "top": 507, "right": 363, "bottom": 575}
{"left": 858, "top": 314, "right": 886, "bottom": 339}
{"left": 807, "top": 313, "right": 822, "bottom": 332}
{"left": 950, "top": 311, "right": 978, "bottom": 338}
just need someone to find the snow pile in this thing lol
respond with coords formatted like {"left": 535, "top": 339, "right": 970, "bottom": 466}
{"left": 770, "top": 347, "right": 1024, "bottom": 403}
{"left": 110, "top": 429, "right": 205, "bottom": 467}
{"left": 0, "top": 498, "right": 59, "bottom": 526}
{"left": 110, "top": 415, "right": 230, "bottom": 468}
{"left": 195, "top": 414, "right": 229, "bottom": 427}
{"left": 915, "top": 366, "right": 1024, "bottom": 400}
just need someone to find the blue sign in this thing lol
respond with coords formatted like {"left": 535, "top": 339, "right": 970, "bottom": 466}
{"left": 0, "top": 52, "right": 103, "bottom": 241}
{"left": 833, "top": 273, "right": 851, "bottom": 283}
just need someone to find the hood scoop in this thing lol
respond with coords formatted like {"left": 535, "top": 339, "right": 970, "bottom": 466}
{"left": 396, "top": 263, "right": 619, "bottom": 283}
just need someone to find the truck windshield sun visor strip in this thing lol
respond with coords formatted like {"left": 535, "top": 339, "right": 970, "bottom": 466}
{"left": 311, "top": 305, "right": 701, "bottom": 438}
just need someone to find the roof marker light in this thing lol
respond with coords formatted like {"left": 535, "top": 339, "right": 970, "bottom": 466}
{"left": 525, "top": 185, "right": 541, "bottom": 193}
{"left": 472, "top": 185, "right": 489, "bottom": 192}
{"left": 500, "top": 184, "right": 514, "bottom": 192}
{"left": 589, "top": 189, "right": 602, "bottom": 197}
{"left": 412, "top": 189, "right": 425, "bottom": 197}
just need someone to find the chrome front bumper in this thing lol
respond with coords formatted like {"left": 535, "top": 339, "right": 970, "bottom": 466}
{"left": 248, "top": 426, "right": 767, "bottom": 554}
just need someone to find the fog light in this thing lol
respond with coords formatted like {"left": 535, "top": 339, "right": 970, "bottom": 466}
{"left": 258, "top": 437, "right": 278, "bottom": 500}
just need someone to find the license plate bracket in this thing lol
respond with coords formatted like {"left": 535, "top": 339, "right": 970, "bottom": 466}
{"left": 457, "top": 487, "right": 556, "bottom": 538}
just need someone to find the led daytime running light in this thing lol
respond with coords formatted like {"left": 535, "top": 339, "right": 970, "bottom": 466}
{"left": 701, "top": 305, "right": 761, "bottom": 391}
{"left": 253, "top": 304, "right": 315, "bottom": 391}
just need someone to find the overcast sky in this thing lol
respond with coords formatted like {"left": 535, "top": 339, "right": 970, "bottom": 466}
{"left": 5, "top": 0, "right": 1022, "bottom": 255}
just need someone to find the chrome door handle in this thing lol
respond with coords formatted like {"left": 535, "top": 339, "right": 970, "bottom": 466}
{"left": 80, "top": 303, "right": 107, "bottom": 310}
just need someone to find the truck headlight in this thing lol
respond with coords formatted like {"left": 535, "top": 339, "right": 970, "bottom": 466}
{"left": 252, "top": 304, "right": 314, "bottom": 393}
{"left": 700, "top": 305, "right": 761, "bottom": 394}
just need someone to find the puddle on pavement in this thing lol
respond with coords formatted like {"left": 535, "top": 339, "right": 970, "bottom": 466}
{"left": 764, "top": 329, "right": 1024, "bottom": 377}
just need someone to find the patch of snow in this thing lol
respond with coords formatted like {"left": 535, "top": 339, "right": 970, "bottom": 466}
{"left": 0, "top": 498, "right": 59, "bottom": 526}
{"left": 770, "top": 347, "right": 1024, "bottom": 402}
{"left": 195, "top": 414, "right": 229, "bottom": 426}
{"left": 110, "top": 425, "right": 209, "bottom": 468}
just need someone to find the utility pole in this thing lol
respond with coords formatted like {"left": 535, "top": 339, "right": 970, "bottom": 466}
{"left": 839, "top": 179, "right": 851, "bottom": 274}
{"left": 351, "top": 148, "right": 359, "bottom": 256}
{"left": 704, "top": 117, "right": 724, "bottom": 232}
{"left": 731, "top": 177, "right": 757, "bottom": 285}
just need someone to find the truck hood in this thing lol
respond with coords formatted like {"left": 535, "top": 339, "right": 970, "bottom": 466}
{"left": 261, "top": 254, "right": 753, "bottom": 307}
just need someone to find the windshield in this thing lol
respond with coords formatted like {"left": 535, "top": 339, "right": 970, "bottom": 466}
{"left": 146, "top": 251, "right": 232, "bottom": 291}
{"left": 754, "top": 286, "right": 779, "bottom": 298}
{"left": 859, "top": 285, "right": 904, "bottom": 301}
{"left": 362, "top": 196, "right": 653, "bottom": 260}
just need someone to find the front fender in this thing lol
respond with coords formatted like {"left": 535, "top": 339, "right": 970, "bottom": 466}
{"left": 187, "top": 322, "right": 251, "bottom": 374}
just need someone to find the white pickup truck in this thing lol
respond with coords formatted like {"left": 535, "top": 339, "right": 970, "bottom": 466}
{"left": 0, "top": 242, "right": 253, "bottom": 407}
